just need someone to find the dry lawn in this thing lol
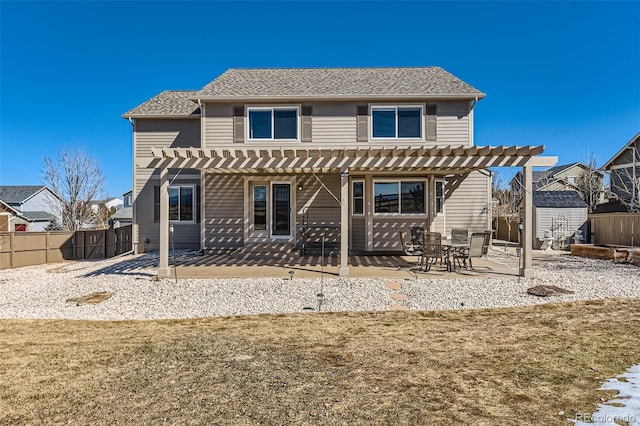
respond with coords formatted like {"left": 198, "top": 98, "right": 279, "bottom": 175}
{"left": 1, "top": 299, "right": 639, "bottom": 425}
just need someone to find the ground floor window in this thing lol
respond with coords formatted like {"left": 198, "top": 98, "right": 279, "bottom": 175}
{"left": 352, "top": 181, "right": 364, "bottom": 215}
{"left": 169, "top": 185, "right": 194, "bottom": 222}
{"left": 435, "top": 180, "right": 445, "bottom": 214}
{"left": 374, "top": 180, "right": 426, "bottom": 214}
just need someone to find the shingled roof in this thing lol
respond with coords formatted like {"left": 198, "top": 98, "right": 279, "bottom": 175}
{"left": 196, "top": 67, "right": 485, "bottom": 99}
{"left": 0, "top": 186, "right": 46, "bottom": 204}
{"left": 532, "top": 191, "right": 588, "bottom": 208}
{"left": 123, "top": 90, "right": 201, "bottom": 118}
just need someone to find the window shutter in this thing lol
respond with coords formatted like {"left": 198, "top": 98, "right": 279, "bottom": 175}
{"left": 233, "top": 106, "right": 244, "bottom": 143}
{"left": 153, "top": 186, "right": 160, "bottom": 223}
{"left": 356, "top": 105, "right": 368, "bottom": 142}
{"left": 426, "top": 104, "right": 437, "bottom": 141}
{"left": 301, "top": 106, "right": 312, "bottom": 142}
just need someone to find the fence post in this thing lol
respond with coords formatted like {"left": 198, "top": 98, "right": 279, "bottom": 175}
{"left": 9, "top": 233, "right": 14, "bottom": 269}
{"left": 45, "top": 232, "right": 49, "bottom": 263}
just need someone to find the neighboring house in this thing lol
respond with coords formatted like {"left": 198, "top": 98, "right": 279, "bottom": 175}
{"left": 510, "top": 162, "right": 605, "bottom": 203}
{"left": 600, "top": 131, "right": 640, "bottom": 212}
{"left": 530, "top": 191, "right": 588, "bottom": 249}
{"left": 123, "top": 66, "right": 555, "bottom": 277}
{"left": 110, "top": 190, "right": 133, "bottom": 228}
{"left": 0, "top": 186, "right": 63, "bottom": 231}
{"left": 122, "top": 190, "right": 133, "bottom": 208}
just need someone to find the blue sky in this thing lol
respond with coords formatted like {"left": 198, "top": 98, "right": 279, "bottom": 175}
{"left": 1, "top": 1, "right": 639, "bottom": 196}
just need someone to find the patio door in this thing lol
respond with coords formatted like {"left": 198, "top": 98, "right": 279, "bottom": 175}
{"left": 250, "top": 184, "right": 269, "bottom": 238}
{"left": 271, "top": 183, "right": 291, "bottom": 237}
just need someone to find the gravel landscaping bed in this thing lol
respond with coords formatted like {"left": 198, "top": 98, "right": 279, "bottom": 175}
{"left": 0, "top": 249, "right": 638, "bottom": 320}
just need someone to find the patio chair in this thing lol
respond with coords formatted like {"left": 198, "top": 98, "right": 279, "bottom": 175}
{"left": 454, "top": 232, "right": 486, "bottom": 270}
{"left": 397, "top": 228, "right": 424, "bottom": 270}
{"left": 422, "top": 232, "right": 444, "bottom": 271}
{"left": 409, "top": 226, "right": 425, "bottom": 248}
{"left": 451, "top": 228, "right": 469, "bottom": 244}
{"left": 482, "top": 230, "right": 492, "bottom": 255}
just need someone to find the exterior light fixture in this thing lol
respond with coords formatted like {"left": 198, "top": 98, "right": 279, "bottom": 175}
{"left": 317, "top": 292, "right": 325, "bottom": 311}
{"left": 297, "top": 182, "right": 303, "bottom": 191}
{"left": 288, "top": 270, "right": 295, "bottom": 280}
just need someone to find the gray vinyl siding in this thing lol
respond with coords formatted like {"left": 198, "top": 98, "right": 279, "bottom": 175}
{"left": 204, "top": 104, "right": 234, "bottom": 146}
{"left": 134, "top": 119, "right": 201, "bottom": 252}
{"left": 311, "top": 103, "right": 357, "bottom": 144}
{"left": 351, "top": 217, "right": 366, "bottom": 251}
{"left": 443, "top": 171, "right": 490, "bottom": 234}
{"left": 431, "top": 213, "right": 445, "bottom": 235}
{"left": 201, "top": 100, "right": 471, "bottom": 147}
{"left": 296, "top": 174, "right": 341, "bottom": 248}
{"left": 203, "top": 173, "right": 244, "bottom": 248}
{"left": 534, "top": 207, "right": 587, "bottom": 248}
{"left": 372, "top": 217, "right": 427, "bottom": 251}
{"left": 20, "top": 191, "right": 62, "bottom": 223}
{"left": 433, "top": 101, "right": 470, "bottom": 146}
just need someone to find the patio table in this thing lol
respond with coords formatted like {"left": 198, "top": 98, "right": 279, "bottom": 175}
{"left": 442, "top": 240, "right": 470, "bottom": 272}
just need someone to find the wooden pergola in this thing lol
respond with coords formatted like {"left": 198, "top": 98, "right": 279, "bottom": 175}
{"left": 140, "top": 145, "right": 557, "bottom": 278}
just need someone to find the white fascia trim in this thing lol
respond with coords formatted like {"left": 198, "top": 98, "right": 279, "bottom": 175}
{"left": 194, "top": 93, "right": 487, "bottom": 102}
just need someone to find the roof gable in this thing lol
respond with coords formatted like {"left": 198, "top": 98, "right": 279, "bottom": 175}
{"left": 601, "top": 131, "right": 640, "bottom": 170}
{"left": 196, "top": 67, "right": 485, "bottom": 100}
{"left": 0, "top": 186, "right": 47, "bottom": 204}
{"left": 532, "top": 191, "right": 588, "bottom": 208}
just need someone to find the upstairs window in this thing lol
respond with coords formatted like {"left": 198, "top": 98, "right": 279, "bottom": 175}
{"left": 371, "top": 106, "right": 422, "bottom": 139}
{"left": 248, "top": 107, "right": 298, "bottom": 140}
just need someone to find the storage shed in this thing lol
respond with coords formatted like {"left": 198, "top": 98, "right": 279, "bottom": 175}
{"left": 532, "top": 191, "right": 588, "bottom": 249}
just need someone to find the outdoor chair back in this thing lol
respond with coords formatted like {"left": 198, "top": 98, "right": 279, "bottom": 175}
{"left": 422, "top": 232, "right": 444, "bottom": 271}
{"left": 453, "top": 232, "right": 485, "bottom": 270}
{"left": 451, "top": 228, "right": 469, "bottom": 244}
{"left": 482, "top": 230, "right": 492, "bottom": 255}
{"left": 397, "top": 228, "right": 424, "bottom": 268}
{"left": 409, "top": 226, "right": 425, "bottom": 248}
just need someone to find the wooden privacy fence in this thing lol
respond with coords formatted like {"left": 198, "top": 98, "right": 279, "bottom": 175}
{"left": 0, "top": 225, "right": 132, "bottom": 270}
{"left": 495, "top": 218, "right": 520, "bottom": 243}
{"left": 589, "top": 213, "right": 640, "bottom": 246}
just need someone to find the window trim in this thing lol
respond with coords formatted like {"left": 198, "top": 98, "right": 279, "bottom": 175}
{"left": 373, "top": 179, "right": 427, "bottom": 216}
{"left": 435, "top": 179, "right": 445, "bottom": 215}
{"left": 352, "top": 180, "right": 364, "bottom": 216}
{"left": 370, "top": 104, "right": 424, "bottom": 141}
{"left": 246, "top": 105, "right": 301, "bottom": 142}
{"left": 169, "top": 184, "right": 196, "bottom": 223}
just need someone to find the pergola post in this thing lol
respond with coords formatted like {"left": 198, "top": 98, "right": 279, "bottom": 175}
{"left": 158, "top": 167, "right": 170, "bottom": 278}
{"left": 521, "top": 164, "right": 535, "bottom": 277}
{"left": 339, "top": 167, "right": 349, "bottom": 277}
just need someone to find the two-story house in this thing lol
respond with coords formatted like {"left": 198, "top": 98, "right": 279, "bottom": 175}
{"left": 601, "top": 131, "right": 639, "bottom": 212}
{"left": 0, "top": 186, "right": 63, "bottom": 231}
{"left": 124, "top": 67, "right": 555, "bottom": 277}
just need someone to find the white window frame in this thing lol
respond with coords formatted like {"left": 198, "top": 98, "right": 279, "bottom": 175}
{"left": 370, "top": 104, "right": 424, "bottom": 141}
{"left": 352, "top": 180, "right": 364, "bottom": 216}
{"left": 169, "top": 184, "right": 196, "bottom": 223}
{"left": 373, "top": 179, "right": 427, "bottom": 216}
{"left": 435, "top": 179, "right": 445, "bottom": 215}
{"left": 246, "top": 106, "right": 301, "bottom": 142}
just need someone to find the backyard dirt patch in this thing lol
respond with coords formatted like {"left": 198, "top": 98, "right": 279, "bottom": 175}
{"left": 527, "top": 285, "right": 575, "bottom": 297}
{"left": 1, "top": 299, "right": 639, "bottom": 425}
{"left": 65, "top": 291, "right": 113, "bottom": 306}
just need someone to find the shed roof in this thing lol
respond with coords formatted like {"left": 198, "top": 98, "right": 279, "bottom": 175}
{"left": 196, "top": 67, "right": 485, "bottom": 100}
{"left": 532, "top": 191, "right": 588, "bottom": 208}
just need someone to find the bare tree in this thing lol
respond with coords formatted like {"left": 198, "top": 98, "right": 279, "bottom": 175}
{"left": 43, "top": 148, "right": 105, "bottom": 231}
{"left": 574, "top": 152, "right": 604, "bottom": 213}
